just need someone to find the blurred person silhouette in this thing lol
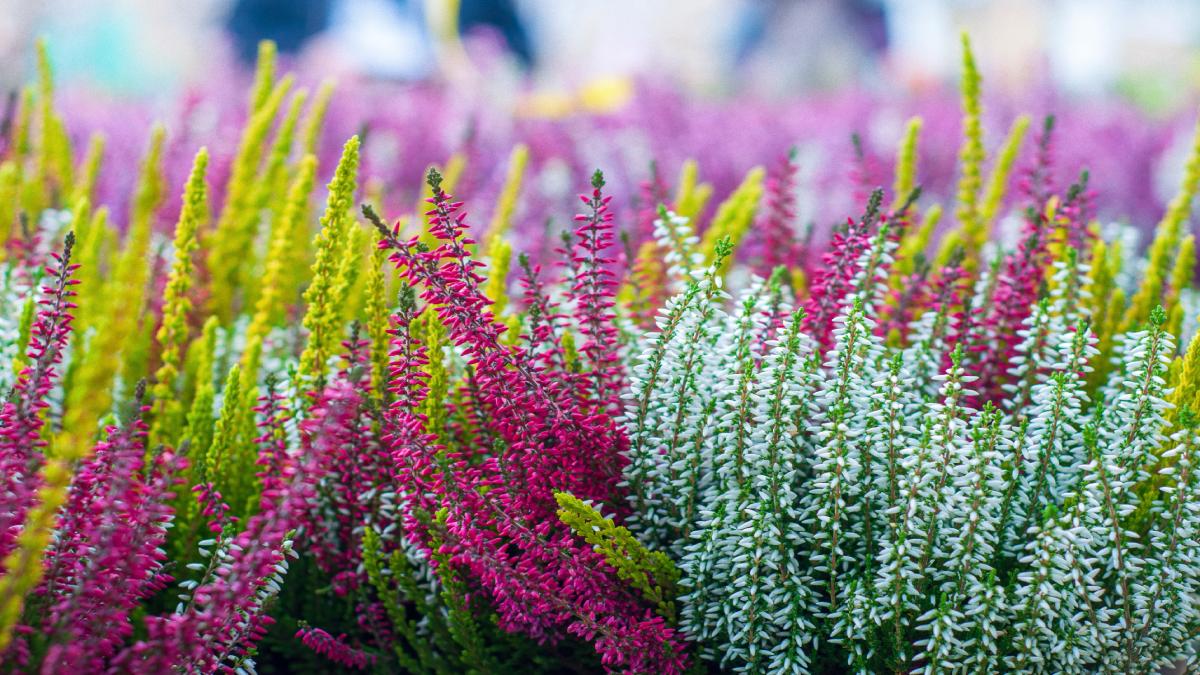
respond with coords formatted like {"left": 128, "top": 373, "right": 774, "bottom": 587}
{"left": 226, "top": 0, "right": 533, "bottom": 78}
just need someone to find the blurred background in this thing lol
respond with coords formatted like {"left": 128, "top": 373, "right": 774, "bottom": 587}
{"left": 1, "top": 0, "right": 1199, "bottom": 114}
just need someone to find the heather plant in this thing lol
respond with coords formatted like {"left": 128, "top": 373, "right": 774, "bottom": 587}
{"left": 5, "top": 28, "right": 1200, "bottom": 675}
{"left": 617, "top": 36, "right": 1200, "bottom": 675}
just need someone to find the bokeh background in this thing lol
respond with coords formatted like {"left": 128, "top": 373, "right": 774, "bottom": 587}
{"left": 2, "top": 0, "right": 1199, "bottom": 110}
{"left": 3, "top": 0, "right": 1200, "bottom": 254}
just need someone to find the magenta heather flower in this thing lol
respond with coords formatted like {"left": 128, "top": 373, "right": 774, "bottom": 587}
{"left": 753, "top": 148, "right": 805, "bottom": 277}
{"left": 37, "top": 388, "right": 184, "bottom": 671}
{"left": 565, "top": 170, "right": 627, "bottom": 414}
{"left": 296, "top": 625, "right": 377, "bottom": 670}
{"left": 367, "top": 170, "right": 688, "bottom": 673}
{"left": 0, "top": 233, "right": 79, "bottom": 561}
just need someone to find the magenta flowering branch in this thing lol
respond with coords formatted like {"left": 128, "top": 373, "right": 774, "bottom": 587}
{"left": 35, "top": 384, "right": 185, "bottom": 670}
{"left": 0, "top": 231, "right": 78, "bottom": 561}
{"left": 756, "top": 148, "right": 805, "bottom": 277}
{"left": 565, "top": 169, "right": 626, "bottom": 414}
{"left": 364, "top": 172, "right": 689, "bottom": 672}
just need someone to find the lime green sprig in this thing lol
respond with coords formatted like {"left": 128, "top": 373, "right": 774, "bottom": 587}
{"left": 482, "top": 234, "right": 514, "bottom": 317}
{"left": 1167, "top": 234, "right": 1196, "bottom": 339}
{"left": 184, "top": 317, "right": 220, "bottom": 483}
{"left": 150, "top": 149, "right": 209, "bottom": 446}
{"left": 485, "top": 143, "right": 528, "bottom": 243}
{"left": 207, "top": 75, "right": 295, "bottom": 321}
{"left": 979, "top": 114, "right": 1030, "bottom": 226}
{"left": 130, "top": 123, "right": 168, "bottom": 236}
{"left": 206, "top": 365, "right": 243, "bottom": 493}
{"left": 364, "top": 248, "right": 392, "bottom": 404}
{"left": 892, "top": 117, "right": 922, "bottom": 212}
{"left": 71, "top": 132, "right": 105, "bottom": 207}
{"left": 1123, "top": 107, "right": 1200, "bottom": 333}
{"left": 11, "top": 295, "right": 35, "bottom": 377}
{"left": 301, "top": 79, "right": 335, "bottom": 158}
{"left": 298, "top": 136, "right": 361, "bottom": 389}
{"left": 242, "top": 155, "right": 319, "bottom": 384}
{"left": 61, "top": 129, "right": 165, "bottom": 447}
{"left": 954, "top": 32, "right": 986, "bottom": 269}
{"left": 555, "top": 491, "right": 679, "bottom": 620}
{"left": 249, "top": 88, "right": 309, "bottom": 247}
{"left": 699, "top": 166, "right": 765, "bottom": 268}
{"left": 362, "top": 527, "right": 445, "bottom": 671}
{"left": 674, "top": 159, "right": 713, "bottom": 223}
{"left": 34, "top": 39, "right": 74, "bottom": 205}
{"left": 416, "top": 304, "right": 450, "bottom": 448}
{"left": 248, "top": 40, "right": 278, "bottom": 114}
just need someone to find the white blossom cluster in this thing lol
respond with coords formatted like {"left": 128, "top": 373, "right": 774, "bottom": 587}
{"left": 623, "top": 216, "right": 1200, "bottom": 673}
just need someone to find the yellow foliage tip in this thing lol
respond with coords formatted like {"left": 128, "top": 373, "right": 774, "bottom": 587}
{"left": 151, "top": 149, "right": 210, "bottom": 440}
{"left": 486, "top": 144, "right": 529, "bottom": 241}
{"left": 299, "top": 136, "right": 361, "bottom": 386}
{"left": 979, "top": 115, "right": 1030, "bottom": 227}
{"left": 483, "top": 235, "right": 514, "bottom": 316}
{"left": 249, "top": 40, "right": 279, "bottom": 114}
{"left": 955, "top": 32, "right": 986, "bottom": 261}
{"left": 892, "top": 117, "right": 922, "bottom": 212}
{"left": 554, "top": 491, "right": 678, "bottom": 620}
{"left": 302, "top": 79, "right": 336, "bottom": 157}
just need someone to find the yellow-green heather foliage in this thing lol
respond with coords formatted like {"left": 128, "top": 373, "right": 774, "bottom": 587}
{"left": 242, "top": 155, "right": 319, "bottom": 382}
{"left": 302, "top": 79, "right": 335, "bottom": 157}
{"left": 0, "top": 163, "right": 18, "bottom": 252}
{"left": 12, "top": 87, "right": 33, "bottom": 161}
{"left": 892, "top": 117, "right": 922, "bottom": 211}
{"left": 1124, "top": 108, "right": 1200, "bottom": 332}
{"left": 128, "top": 125, "right": 168, "bottom": 241}
{"left": 248, "top": 39, "right": 278, "bottom": 114}
{"left": 483, "top": 234, "right": 514, "bottom": 316}
{"left": 334, "top": 224, "right": 369, "bottom": 325}
{"left": 1168, "top": 234, "right": 1196, "bottom": 338}
{"left": 674, "top": 159, "right": 714, "bottom": 223}
{"left": 979, "top": 114, "right": 1031, "bottom": 227}
{"left": 699, "top": 166, "right": 765, "bottom": 268}
{"left": 61, "top": 128, "right": 166, "bottom": 449}
{"left": 71, "top": 132, "right": 105, "bottom": 207}
{"left": 417, "top": 307, "right": 449, "bottom": 447}
{"left": 185, "top": 317, "right": 220, "bottom": 482}
{"left": 299, "top": 135, "right": 361, "bottom": 388}
{"left": 34, "top": 39, "right": 75, "bottom": 207}
{"left": 1085, "top": 238, "right": 1124, "bottom": 391}
{"left": 207, "top": 75, "right": 295, "bottom": 321}
{"left": 953, "top": 32, "right": 986, "bottom": 269}
{"left": 485, "top": 143, "right": 528, "bottom": 242}
{"left": 254, "top": 89, "right": 309, "bottom": 229}
{"left": 73, "top": 205, "right": 110, "bottom": 332}
{"left": 555, "top": 492, "right": 679, "bottom": 620}
{"left": 150, "top": 149, "right": 210, "bottom": 446}
{"left": 207, "top": 366, "right": 244, "bottom": 498}
{"left": 364, "top": 248, "right": 392, "bottom": 404}
{"left": 0, "top": 458, "right": 72, "bottom": 651}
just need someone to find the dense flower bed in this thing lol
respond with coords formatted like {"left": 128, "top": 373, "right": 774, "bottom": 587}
{"left": 2, "top": 36, "right": 1200, "bottom": 673}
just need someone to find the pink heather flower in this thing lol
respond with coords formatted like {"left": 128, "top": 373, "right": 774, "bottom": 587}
{"left": 564, "top": 170, "right": 627, "bottom": 414}
{"left": 296, "top": 625, "right": 377, "bottom": 670}
{"left": 297, "top": 338, "right": 396, "bottom": 595}
{"left": 754, "top": 148, "right": 805, "bottom": 277}
{"left": 38, "top": 387, "right": 185, "bottom": 671}
{"left": 0, "top": 232, "right": 79, "bottom": 561}
{"left": 368, "top": 171, "right": 688, "bottom": 673}
{"left": 804, "top": 190, "right": 884, "bottom": 349}
{"left": 635, "top": 161, "right": 671, "bottom": 242}
{"left": 114, "top": 383, "right": 338, "bottom": 673}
